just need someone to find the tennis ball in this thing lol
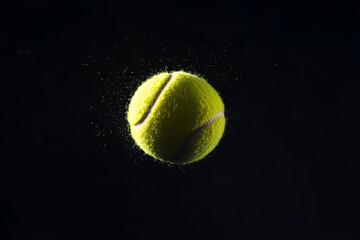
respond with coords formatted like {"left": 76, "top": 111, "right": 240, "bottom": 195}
{"left": 127, "top": 71, "right": 225, "bottom": 164}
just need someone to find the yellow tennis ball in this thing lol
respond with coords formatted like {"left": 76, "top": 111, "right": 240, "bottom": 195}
{"left": 127, "top": 71, "right": 225, "bottom": 164}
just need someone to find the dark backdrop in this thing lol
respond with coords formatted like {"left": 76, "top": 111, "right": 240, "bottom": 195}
{"left": 1, "top": 1, "right": 358, "bottom": 239}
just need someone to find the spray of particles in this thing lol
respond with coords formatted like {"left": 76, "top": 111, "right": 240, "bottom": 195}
{"left": 80, "top": 37, "right": 276, "bottom": 163}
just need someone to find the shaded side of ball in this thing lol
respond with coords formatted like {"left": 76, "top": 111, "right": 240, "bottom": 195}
{"left": 127, "top": 71, "right": 225, "bottom": 164}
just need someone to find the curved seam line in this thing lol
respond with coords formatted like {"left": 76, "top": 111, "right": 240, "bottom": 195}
{"left": 172, "top": 111, "right": 225, "bottom": 162}
{"left": 132, "top": 73, "right": 173, "bottom": 129}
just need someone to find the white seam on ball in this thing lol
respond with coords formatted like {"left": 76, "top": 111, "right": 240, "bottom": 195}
{"left": 172, "top": 111, "right": 225, "bottom": 162}
{"left": 132, "top": 73, "right": 174, "bottom": 129}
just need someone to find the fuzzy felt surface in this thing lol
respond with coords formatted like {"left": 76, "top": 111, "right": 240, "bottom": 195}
{"left": 127, "top": 71, "right": 225, "bottom": 164}
{"left": 127, "top": 72, "right": 171, "bottom": 126}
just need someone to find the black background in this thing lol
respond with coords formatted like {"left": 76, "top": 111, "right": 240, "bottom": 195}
{"left": 1, "top": 0, "right": 358, "bottom": 239}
